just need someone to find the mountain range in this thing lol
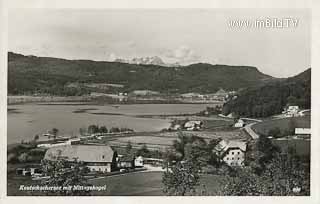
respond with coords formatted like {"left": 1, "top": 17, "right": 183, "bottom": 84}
{"left": 8, "top": 52, "right": 273, "bottom": 96}
{"left": 114, "top": 56, "right": 180, "bottom": 67}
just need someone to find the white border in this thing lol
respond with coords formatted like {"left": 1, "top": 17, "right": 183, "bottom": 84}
{"left": 0, "top": 1, "right": 319, "bottom": 204}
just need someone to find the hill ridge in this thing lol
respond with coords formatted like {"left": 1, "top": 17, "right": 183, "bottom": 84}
{"left": 8, "top": 52, "right": 273, "bottom": 96}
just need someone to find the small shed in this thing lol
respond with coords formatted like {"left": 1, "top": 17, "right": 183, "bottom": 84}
{"left": 134, "top": 156, "right": 144, "bottom": 167}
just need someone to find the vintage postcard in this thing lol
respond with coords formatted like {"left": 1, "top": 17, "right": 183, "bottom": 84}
{"left": 1, "top": 1, "right": 319, "bottom": 204}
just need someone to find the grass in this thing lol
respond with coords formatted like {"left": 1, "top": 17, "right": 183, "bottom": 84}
{"left": 7, "top": 170, "right": 226, "bottom": 196}
{"left": 202, "top": 119, "right": 234, "bottom": 130}
{"left": 115, "top": 136, "right": 176, "bottom": 146}
{"left": 90, "top": 171, "right": 225, "bottom": 196}
{"left": 252, "top": 116, "right": 310, "bottom": 136}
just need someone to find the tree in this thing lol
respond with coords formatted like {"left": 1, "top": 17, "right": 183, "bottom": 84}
{"left": 172, "top": 132, "right": 203, "bottom": 160}
{"left": 41, "top": 159, "right": 91, "bottom": 196}
{"left": 34, "top": 134, "right": 40, "bottom": 141}
{"left": 99, "top": 126, "right": 108, "bottom": 133}
{"left": 288, "top": 117, "right": 297, "bottom": 135}
{"left": 221, "top": 149, "right": 310, "bottom": 196}
{"left": 109, "top": 127, "right": 120, "bottom": 133}
{"left": 125, "top": 141, "right": 133, "bottom": 154}
{"left": 287, "top": 95, "right": 298, "bottom": 106}
{"left": 87, "top": 125, "right": 99, "bottom": 134}
{"left": 51, "top": 128, "right": 59, "bottom": 140}
{"left": 247, "top": 135, "right": 280, "bottom": 175}
{"left": 162, "top": 133, "right": 210, "bottom": 195}
{"left": 79, "top": 127, "right": 86, "bottom": 136}
{"left": 162, "top": 159, "right": 201, "bottom": 196}
{"left": 136, "top": 144, "right": 150, "bottom": 157}
{"left": 18, "top": 152, "right": 29, "bottom": 163}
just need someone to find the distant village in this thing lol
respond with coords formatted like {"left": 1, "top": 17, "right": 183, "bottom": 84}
{"left": 8, "top": 87, "right": 236, "bottom": 104}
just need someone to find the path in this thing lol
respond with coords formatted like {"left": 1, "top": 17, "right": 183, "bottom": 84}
{"left": 244, "top": 122, "right": 260, "bottom": 139}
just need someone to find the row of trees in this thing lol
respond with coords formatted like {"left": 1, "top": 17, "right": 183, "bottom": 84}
{"left": 197, "top": 105, "right": 222, "bottom": 116}
{"left": 80, "top": 125, "right": 134, "bottom": 135}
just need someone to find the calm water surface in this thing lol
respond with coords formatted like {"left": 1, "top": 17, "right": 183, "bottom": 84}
{"left": 7, "top": 103, "right": 216, "bottom": 144}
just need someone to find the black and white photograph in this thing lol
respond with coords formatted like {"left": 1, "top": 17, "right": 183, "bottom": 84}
{"left": 2, "top": 5, "right": 316, "bottom": 198}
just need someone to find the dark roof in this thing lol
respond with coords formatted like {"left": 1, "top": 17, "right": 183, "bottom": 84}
{"left": 215, "top": 140, "right": 247, "bottom": 153}
{"left": 44, "top": 145, "right": 114, "bottom": 163}
{"left": 118, "top": 154, "right": 135, "bottom": 162}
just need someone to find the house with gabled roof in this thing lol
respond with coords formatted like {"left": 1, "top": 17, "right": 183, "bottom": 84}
{"left": 214, "top": 140, "right": 247, "bottom": 167}
{"left": 44, "top": 145, "right": 117, "bottom": 172}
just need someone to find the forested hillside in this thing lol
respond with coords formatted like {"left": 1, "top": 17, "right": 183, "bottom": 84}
{"left": 222, "top": 68, "right": 311, "bottom": 117}
{"left": 8, "top": 52, "right": 272, "bottom": 95}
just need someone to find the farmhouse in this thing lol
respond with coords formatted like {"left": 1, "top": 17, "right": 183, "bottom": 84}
{"left": 184, "top": 120, "right": 203, "bottom": 130}
{"left": 282, "top": 105, "right": 300, "bottom": 117}
{"left": 234, "top": 119, "right": 245, "bottom": 128}
{"left": 214, "top": 140, "right": 247, "bottom": 167}
{"left": 44, "top": 145, "right": 117, "bottom": 172}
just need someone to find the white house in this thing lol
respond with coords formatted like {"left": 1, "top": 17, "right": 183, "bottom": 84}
{"left": 214, "top": 140, "right": 247, "bottom": 167}
{"left": 234, "top": 119, "right": 245, "bottom": 128}
{"left": 134, "top": 156, "right": 144, "bottom": 167}
{"left": 295, "top": 128, "right": 311, "bottom": 135}
{"left": 283, "top": 106, "right": 300, "bottom": 117}
{"left": 184, "top": 120, "right": 203, "bottom": 130}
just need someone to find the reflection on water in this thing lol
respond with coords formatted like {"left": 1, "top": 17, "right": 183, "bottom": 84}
{"left": 7, "top": 103, "right": 216, "bottom": 144}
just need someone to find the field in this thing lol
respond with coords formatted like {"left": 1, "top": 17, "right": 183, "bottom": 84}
{"left": 202, "top": 119, "right": 234, "bottom": 130}
{"left": 7, "top": 170, "right": 225, "bottom": 196}
{"left": 107, "top": 129, "right": 249, "bottom": 150}
{"left": 252, "top": 116, "right": 311, "bottom": 135}
{"left": 89, "top": 171, "right": 225, "bottom": 196}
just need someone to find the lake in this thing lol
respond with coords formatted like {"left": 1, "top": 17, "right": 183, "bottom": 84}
{"left": 7, "top": 103, "right": 217, "bottom": 144}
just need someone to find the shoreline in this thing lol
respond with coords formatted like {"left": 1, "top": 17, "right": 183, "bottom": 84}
{"left": 7, "top": 95, "right": 224, "bottom": 105}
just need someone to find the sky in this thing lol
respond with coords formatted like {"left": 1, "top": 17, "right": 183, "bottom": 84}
{"left": 8, "top": 9, "right": 310, "bottom": 77}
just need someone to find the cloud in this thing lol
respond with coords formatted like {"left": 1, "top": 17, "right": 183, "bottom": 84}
{"left": 128, "top": 41, "right": 136, "bottom": 48}
{"left": 165, "top": 45, "right": 200, "bottom": 64}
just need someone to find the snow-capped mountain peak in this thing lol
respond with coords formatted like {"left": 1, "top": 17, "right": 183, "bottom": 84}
{"left": 114, "top": 56, "right": 180, "bottom": 67}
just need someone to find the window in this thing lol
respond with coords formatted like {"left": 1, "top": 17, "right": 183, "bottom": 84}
{"left": 232, "top": 157, "right": 234, "bottom": 160}
{"left": 232, "top": 152, "right": 234, "bottom": 155}
{"left": 238, "top": 152, "right": 240, "bottom": 155}
{"left": 227, "top": 157, "right": 229, "bottom": 160}
{"left": 102, "top": 155, "right": 105, "bottom": 159}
